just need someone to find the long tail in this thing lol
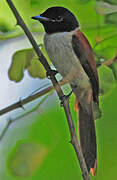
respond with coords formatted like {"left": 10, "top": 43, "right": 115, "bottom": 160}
{"left": 75, "top": 98, "right": 97, "bottom": 176}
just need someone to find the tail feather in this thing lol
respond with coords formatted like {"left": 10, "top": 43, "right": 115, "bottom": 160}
{"left": 77, "top": 100, "right": 97, "bottom": 175}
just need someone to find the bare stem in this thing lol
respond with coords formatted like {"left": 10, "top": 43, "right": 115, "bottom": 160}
{"left": 1, "top": 52, "right": 116, "bottom": 117}
{"left": 0, "top": 85, "right": 53, "bottom": 116}
{"left": 103, "top": 53, "right": 117, "bottom": 66}
{"left": 5, "top": 0, "right": 90, "bottom": 179}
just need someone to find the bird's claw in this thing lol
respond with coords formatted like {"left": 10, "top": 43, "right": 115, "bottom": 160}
{"left": 46, "top": 70, "right": 58, "bottom": 79}
{"left": 60, "top": 91, "right": 72, "bottom": 106}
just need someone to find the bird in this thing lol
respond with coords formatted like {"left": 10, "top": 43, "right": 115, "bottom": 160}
{"left": 32, "top": 6, "right": 99, "bottom": 176}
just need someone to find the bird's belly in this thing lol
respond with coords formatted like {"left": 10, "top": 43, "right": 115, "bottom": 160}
{"left": 44, "top": 32, "right": 90, "bottom": 89}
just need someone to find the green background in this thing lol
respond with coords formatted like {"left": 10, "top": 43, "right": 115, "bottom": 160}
{"left": 0, "top": 0, "right": 117, "bottom": 180}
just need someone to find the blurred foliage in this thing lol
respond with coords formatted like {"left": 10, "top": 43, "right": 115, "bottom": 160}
{"left": 98, "top": 64, "right": 115, "bottom": 94}
{"left": 8, "top": 48, "right": 35, "bottom": 82}
{"left": 110, "top": 61, "right": 117, "bottom": 79}
{"left": 0, "top": 84, "right": 117, "bottom": 180}
{"left": 5, "top": 0, "right": 117, "bottom": 93}
{"left": 8, "top": 44, "right": 50, "bottom": 82}
{"left": 8, "top": 142, "right": 48, "bottom": 178}
{"left": 0, "top": 0, "right": 117, "bottom": 180}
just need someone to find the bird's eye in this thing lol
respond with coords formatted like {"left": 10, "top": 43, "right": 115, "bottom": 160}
{"left": 56, "top": 16, "right": 63, "bottom": 22}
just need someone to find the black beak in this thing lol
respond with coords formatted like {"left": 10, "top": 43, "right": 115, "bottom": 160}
{"left": 31, "top": 15, "right": 52, "bottom": 22}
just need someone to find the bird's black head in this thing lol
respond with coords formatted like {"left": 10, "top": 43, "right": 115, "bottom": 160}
{"left": 32, "top": 6, "right": 79, "bottom": 34}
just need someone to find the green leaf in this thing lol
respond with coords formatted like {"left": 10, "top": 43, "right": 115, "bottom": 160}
{"left": 8, "top": 43, "right": 51, "bottom": 81}
{"left": 95, "top": 2, "right": 117, "bottom": 15}
{"left": 105, "top": 13, "right": 117, "bottom": 25}
{"left": 8, "top": 141, "right": 48, "bottom": 178}
{"left": 110, "top": 61, "right": 117, "bottom": 80}
{"left": 98, "top": 64, "right": 115, "bottom": 94}
{"left": 105, "top": 0, "right": 117, "bottom": 5}
{"left": 28, "top": 57, "right": 46, "bottom": 79}
{"left": 8, "top": 48, "right": 35, "bottom": 82}
{"left": 0, "top": 22, "right": 11, "bottom": 33}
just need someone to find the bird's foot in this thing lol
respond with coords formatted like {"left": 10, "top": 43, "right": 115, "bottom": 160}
{"left": 60, "top": 91, "right": 72, "bottom": 106}
{"left": 46, "top": 69, "right": 58, "bottom": 79}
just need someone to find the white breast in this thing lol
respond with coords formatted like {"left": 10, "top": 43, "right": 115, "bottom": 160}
{"left": 44, "top": 31, "right": 90, "bottom": 88}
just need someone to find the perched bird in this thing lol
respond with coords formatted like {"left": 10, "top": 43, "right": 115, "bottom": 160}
{"left": 32, "top": 6, "right": 99, "bottom": 176}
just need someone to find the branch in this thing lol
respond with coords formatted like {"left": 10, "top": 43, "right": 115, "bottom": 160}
{"left": 0, "top": 75, "right": 78, "bottom": 116}
{"left": 0, "top": 79, "right": 70, "bottom": 116}
{"left": 0, "top": 85, "right": 53, "bottom": 116}
{"left": 5, "top": 0, "right": 90, "bottom": 179}
{"left": 0, "top": 92, "right": 52, "bottom": 140}
{"left": 103, "top": 53, "right": 117, "bottom": 66}
{"left": 1, "top": 51, "right": 117, "bottom": 116}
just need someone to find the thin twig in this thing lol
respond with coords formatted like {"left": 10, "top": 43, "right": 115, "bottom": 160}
{"left": 0, "top": 85, "right": 53, "bottom": 116}
{"left": 63, "top": 97, "right": 90, "bottom": 180}
{"left": 0, "top": 79, "right": 70, "bottom": 116}
{"left": 1, "top": 49, "right": 116, "bottom": 117}
{"left": 1, "top": 1, "right": 117, "bottom": 176}
{"left": 0, "top": 119, "right": 12, "bottom": 140}
{"left": 5, "top": 0, "right": 90, "bottom": 179}
{"left": 103, "top": 53, "right": 117, "bottom": 66}
{"left": 0, "top": 92, "right": 53, "bottom": 140}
